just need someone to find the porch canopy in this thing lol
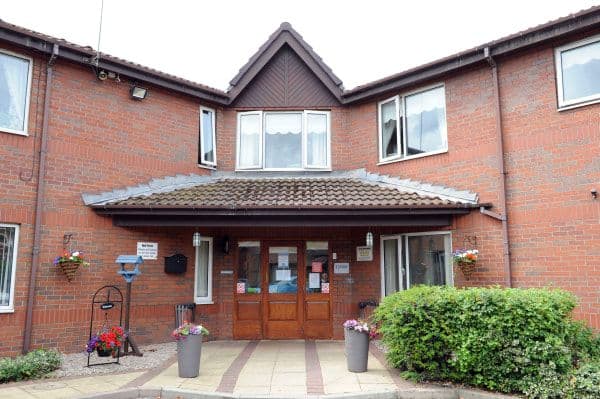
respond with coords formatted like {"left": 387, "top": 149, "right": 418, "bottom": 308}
{"left": 82, "top": 170, "right": 484, "bottom": 227}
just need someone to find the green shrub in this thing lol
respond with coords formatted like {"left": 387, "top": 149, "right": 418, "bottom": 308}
{"left": 374, "top": 286, "right": 599, "bottom": 398}
{"left": 565, "top": 361, "right": 600, "bottom": 399}
{"left": 0, "top": 349, "right": 61, "bottom": 383}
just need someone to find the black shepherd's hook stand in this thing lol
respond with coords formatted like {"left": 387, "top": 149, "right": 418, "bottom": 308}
{"left": 87, "top": 285, "right": 123, "bottom": 367}
{"left": 116, "top": 255, "right": 144, "bottom": 357}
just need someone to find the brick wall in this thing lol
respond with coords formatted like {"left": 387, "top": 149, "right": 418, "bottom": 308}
{"left": 1, "top": 28, "right": 599, "bottom": 356}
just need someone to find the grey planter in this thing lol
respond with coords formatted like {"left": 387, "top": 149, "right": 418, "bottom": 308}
{"left": 344, "top": 329, "right": 369, "bottom": 372}
{"left": 177, "top": 334, "right": 202, "bottom": 378}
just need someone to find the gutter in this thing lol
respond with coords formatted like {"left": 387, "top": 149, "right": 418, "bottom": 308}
{"left": 23, "top": 44, "right": 58, "bottom": 354}
{"left": 483, "top": 47, "right": 512, "bottom": 288}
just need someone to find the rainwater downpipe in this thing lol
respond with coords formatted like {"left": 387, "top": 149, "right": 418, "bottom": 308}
{"left": 23, "top": 44, "right": 59, "bottom": 354}
{"left": 482, "top": 46, "right": 512, "bottom": 288}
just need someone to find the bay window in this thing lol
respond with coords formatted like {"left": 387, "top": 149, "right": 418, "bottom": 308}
{"left": 555, "top": 34, "right": 600, "bottom": 109}
{"left": 237, "top": 110, "right": 330, "bottom": 170}
{"left": 380, "top": 232, "right": 452, "bottom": 297}
{"left": 378, "top": 85, "right": 447, "bottom": 162}
{"left": 0, "top": 50, "right": 32, "bottom": 135}
{"left": 198, "top": 107, "right": 216, "bottom": 166}
{"left": 0, "top": 224, "right": 19, "bottom": 313}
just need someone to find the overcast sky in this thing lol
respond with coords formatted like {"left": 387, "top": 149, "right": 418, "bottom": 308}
{"left": 2, "top": 0, "right": 598, "bottom": 90}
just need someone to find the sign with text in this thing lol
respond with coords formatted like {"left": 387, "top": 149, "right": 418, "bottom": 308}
{"left": 334, "top": 262, "right": 350, "bottom": 274}
{"left": 137, "top": 242, "right": 158, "bottom": 260}
{"left": 356, "top": 246, "right": 373, "bottom": 261}
{"left": 311, "top": 261, "right": 323, "bottom": 273}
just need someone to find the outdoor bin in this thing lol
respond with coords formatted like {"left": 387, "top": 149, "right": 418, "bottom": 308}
{"left": 345, "top": 329, "right": 369, "bottom": 372}
{"left": 177, "top": 334, "right": 202, "bottom": 378}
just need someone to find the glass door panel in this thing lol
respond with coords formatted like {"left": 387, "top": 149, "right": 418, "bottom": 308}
{"left": 268, "top": 246, "right": 298, "bottom": 293}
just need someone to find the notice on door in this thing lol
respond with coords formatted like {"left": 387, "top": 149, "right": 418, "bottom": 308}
{"left": 137, "top": 242, "right": 158, "bottom": 260}
{"left": 309, "top": 272, "right": 321, "bottom": 289}
{"left": 278, "top": 253, "right": 289, "bottom": 268}
{"left": 275, "top": 269, "right": 291, "bottom": 281}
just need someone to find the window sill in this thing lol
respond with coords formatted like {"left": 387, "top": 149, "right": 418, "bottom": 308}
{"left": 197, "top": 163, "right": 217, "bottom": 171}
{"left": 194, "top": 300, "right": 214, "bottom": 305}
{"left": 0, "top": 128, "right": 28, "bottom": 137}
{"left": 0, "top": 308, "right": 15, "bottom": 314}
{"left": 377, "top": 149, "right": 448, "bottom": 165}
{"left": 558, "top": 97, "right": 600, "bottom": 112}
{"left": 235, "top": 168, "right": 332, "bottom": 172}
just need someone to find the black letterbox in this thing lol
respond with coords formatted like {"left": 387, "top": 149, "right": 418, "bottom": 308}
{"left": 164, "top": 253, "right": 187, "bottom": 274}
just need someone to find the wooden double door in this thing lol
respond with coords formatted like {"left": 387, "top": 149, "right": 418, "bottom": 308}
{"left": 233, "top": 241, "right": 332, "bottom": 339}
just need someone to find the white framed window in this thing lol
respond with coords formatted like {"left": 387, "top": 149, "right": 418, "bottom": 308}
{"left": 199, "top": 107, "right": 216, "bottom": 166}
{"left": 0, "top": 50, "right": 33, "bottom": 136}
{"left": 0, "top": 223, "right": 19, "bottom": 313}
{"left": 194, "top": 237, "right": 213, "bottom": 304}
{"left": 555, "top": 34, "right": 600, "bottom": 109}
{"left": 236, "top": 110, "right": 331, "bottom": 170}
{"left": 377, "top": 85, "right": 447, "bottom": 163}
{"left": 380, "top": 231, "right": 452, "bottom": 298}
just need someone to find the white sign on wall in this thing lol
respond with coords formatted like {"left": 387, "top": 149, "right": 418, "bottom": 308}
{"left": 137, "top": 242, "right": 158, "bottom": 260}
{"left": 334, "top": 262, "right": 350, "bottom": 274}
{"left": 356, "top": 246, "right": 373, "bottom": 261}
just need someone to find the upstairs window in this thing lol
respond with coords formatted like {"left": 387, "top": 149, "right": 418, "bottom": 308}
{"left": 198, "top": 107, "right": 216, "bottom": 166}
{"left": 555, "top": 34, "right": 600, "bottom": 109}
{"left": 0, "top": 50, "right": 32, "bottom": 135}
{"left": 378, "top": 85, "right": 447, "bottom": 162}
{"left": 237, "top": 110, "right": 330, "bottom": 170}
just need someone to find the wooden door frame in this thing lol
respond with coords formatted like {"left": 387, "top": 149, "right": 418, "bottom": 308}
{"left": 262, "top": 241, "right": 305, "bottom": 339}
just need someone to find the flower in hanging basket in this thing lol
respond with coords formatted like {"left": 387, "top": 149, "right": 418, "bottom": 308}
{"left": 86, "top": 326, "right": 126, "bottom": 355}
{"left": 453, "top": 249, "right": 479, "bottom": 279}
{"left": 54, "top": 250, "right": 90, "bottom": 282}
{"left": 171, "top": 321, "right": 209, "bottom": 341}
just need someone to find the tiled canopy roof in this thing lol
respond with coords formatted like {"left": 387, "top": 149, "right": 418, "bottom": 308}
{"left": 85, "top": 171, "right": 480, "bottom": 210}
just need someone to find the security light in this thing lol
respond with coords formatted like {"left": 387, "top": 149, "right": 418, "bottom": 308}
{"left": 193, "top": 232, "right": 202, "bottom": 247}
{"left": 130, "top": 86, "right": 148, "bottom": 100}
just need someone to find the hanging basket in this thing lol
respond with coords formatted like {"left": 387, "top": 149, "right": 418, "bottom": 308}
{"left": 59, "top": 261, "right": 80, "bottom": 282}
{"left": 457, "top": 261, "right": 477, "bottom": 280}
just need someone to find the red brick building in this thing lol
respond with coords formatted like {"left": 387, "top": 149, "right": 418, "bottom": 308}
{"left": 0, "top": 7, "right": 598, "bottom": 356}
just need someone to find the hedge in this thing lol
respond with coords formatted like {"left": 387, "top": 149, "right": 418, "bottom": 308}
{"left": 373, "top": 286, "right": 599, "bottom": 398}
{"left": 0, "top": 349, "right": 61, "bottom": 383}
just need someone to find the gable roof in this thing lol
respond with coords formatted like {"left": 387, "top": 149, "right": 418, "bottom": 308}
{"left": 227, "top": 22, "right": 344, "bottom": 104}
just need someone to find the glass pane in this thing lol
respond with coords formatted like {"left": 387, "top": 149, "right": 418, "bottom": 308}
{"left": 201, "top": 109, "right": 214, "bottom": 163}
{"left": 561, "top": 40, "right": 600, "bottom": 102}
{"left": 383, "top": 239, "right": 400, "bottom": 295}
{"left": 238, "top": 242, "right": 261, "bottom": 294}
{"left": 307, "top": 113, "right": 327, "bottom": 167}
{"left": 380, "top": 100, "right": 398, "bottom": 158}
{"left": 264, "top": 113, "right": 302, "bottom": 168}
{"left": 306, "top": 242, "right": 329, "bottom": 293}
{"left": 0, "top": 226, "right": 16, "bottom": 307}
{"left": 195, "top": 241, "right": 209, "bottom": 298}
{"left": 408, "top": 235, "right": 448, "bottom": 287}
{"left": 0, "top": 53, "right": 30, "bottom": 132}
{"left": 239, "top": 113, "right": 260, "bottom": 168}
{"left": 405, "top": 86, "right": 446, "bottom": 155}
{"left": 268, "top": 246, "right": 298, "bottom": 293}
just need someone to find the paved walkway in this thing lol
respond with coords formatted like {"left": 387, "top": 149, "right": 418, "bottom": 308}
{"left": 0, "top": 340, "right": 422, "bottom": 398}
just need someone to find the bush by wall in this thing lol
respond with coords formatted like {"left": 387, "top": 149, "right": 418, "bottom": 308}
{"left": 373, "top": 286, "right": 599, "bottom": 398}
{"left": 0, "top": 349, "right": 61, "bottom": 383}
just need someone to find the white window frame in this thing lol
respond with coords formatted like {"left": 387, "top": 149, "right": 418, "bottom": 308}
{"left": 555, "top": 34, "right": 600, "bottom": 110}
{"left": 236, "top": 111, "right": 263, "bottom": 170}
{"left": 0, "top": 223, "right": 19, "bottom": 313}
{"left": 377, "top": 84, "right": 447, "bottom": 164}
{"left": 380, "top": 231, "right": 453, "bottom": 298}
{"left": 199, "top": 106, "right": 217, "bottom": 166}
{"left": 236, "top": 110, "right": 331, "bottom": 171}
{"left": 0, "top": 49, "right": 33, "bottom": 136}
{"left": 194, "top": 237, "right": 213, "bottom": 304}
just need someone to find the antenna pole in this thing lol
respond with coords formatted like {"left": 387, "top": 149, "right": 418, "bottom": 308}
{"left": 94, "top": 0, "right": 104, "bottom": 66}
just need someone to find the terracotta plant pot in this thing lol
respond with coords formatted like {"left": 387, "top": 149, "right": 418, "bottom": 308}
{"left": 59, "top": 261, "right": 80, "bottom": 282}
